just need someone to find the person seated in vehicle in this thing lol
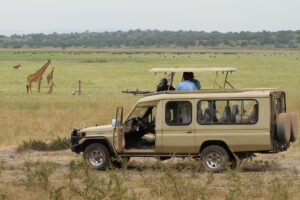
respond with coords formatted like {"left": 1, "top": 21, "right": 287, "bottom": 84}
{"left": 156, "top": 78, "right": 175, "bottom": 92}
{"left": 175, "top": 72, "right": 197, "bottom": 91}
{"left": 247, "top": 104, "right": 258, "bottom": 123}
{"left": 199, "top": 101, "right": 217, "bottom": 123}
{"left": 230, "top": 104, "right": 240, "bottom": 123}
{"left": 219, "top": 105, "right": 232, "bottom": 123}
{"left": 188, "top": 72, "right": 201, "bottom": 90}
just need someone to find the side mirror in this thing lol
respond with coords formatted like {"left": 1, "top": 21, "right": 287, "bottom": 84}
{"left": 112, "top": 118, "right": 116, "bottom": 127}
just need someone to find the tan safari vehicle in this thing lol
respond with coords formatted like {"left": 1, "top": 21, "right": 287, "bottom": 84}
{"left": 71, "top": 68, "right": 298, "bottom": 172}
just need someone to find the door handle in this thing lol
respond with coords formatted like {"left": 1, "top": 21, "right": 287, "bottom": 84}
{"left": 185, "top": 131, "right": 192, "bottom": 134}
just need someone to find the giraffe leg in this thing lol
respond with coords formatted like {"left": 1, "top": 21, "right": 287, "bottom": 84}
{"left": 29, "top": 82, "right": 32, "bottom": 94}
{"left": 38, "top": 81, "right": 42, "bottom": 93}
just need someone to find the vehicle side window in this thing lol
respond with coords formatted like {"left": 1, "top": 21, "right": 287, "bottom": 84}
{"left": 197, "top": 100, "right": 258, "bottom": 125}
{"left": 166, "top": 101, "right": 192, "bottom": 125}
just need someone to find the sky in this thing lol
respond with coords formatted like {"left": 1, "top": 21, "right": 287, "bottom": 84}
{"left": 0, "top": 0, "right": 299, "bottom": 35}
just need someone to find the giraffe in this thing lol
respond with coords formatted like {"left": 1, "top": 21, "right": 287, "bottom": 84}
{"left": 46, "top": 67, "right": 55, "bottom": 86}
{"left": 47, "top": 82, "right": 55, "bottom": 94}
{"left": 26, "top": 59, "right": 51, "bottom": 94}
{"left": 72, "top": 80, "right": 82, "bottom": 96}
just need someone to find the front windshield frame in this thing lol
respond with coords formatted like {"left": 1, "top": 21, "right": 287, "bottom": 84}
{"left": 127, "top": 106, "right": 149, "bottom": 120}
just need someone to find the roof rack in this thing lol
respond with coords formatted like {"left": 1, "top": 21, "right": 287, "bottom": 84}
{"left": 150, "top": 67, "right": 237, "bottom": 89}
{"left": 149, "top": 67, "right": 236, "bottom": 73}
{"left": 145, "top": 88, "right": 278, "bottom": 96}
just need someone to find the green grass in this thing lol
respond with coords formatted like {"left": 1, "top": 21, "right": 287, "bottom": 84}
{"left": 0, "top": 50, "right": 299, "bottom": 146}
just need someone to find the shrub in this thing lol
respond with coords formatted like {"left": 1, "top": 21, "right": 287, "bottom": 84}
{"left": 17, "top": 137, "right": 70, "bottom": 152}
{"left": 17, "top": 140, "right": 48, "bottom": 152}
{"left": 48, "top": 137, "right": 71, "bottom": 151}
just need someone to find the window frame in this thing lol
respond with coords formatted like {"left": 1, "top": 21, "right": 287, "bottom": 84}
{"left": 197, "top": 99, "right": 259, "bottom": 125}
{"left": 165, "top": 101, "right": 193, "bottom": 126}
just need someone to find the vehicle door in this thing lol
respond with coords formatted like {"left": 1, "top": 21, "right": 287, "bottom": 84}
{"left": 161, "top": 100, "right": 196, "bottom": 154}
{"left": 113, "top": 107, "right": 125, "bottom": 153}
{"left": 122, "top": 101, "right": 160, "bottom": 152}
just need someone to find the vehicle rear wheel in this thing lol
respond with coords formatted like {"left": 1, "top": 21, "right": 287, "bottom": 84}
{"left": 288, "top": 112, "right": 298, "bottom": 142}
{"left": 276, "top": 113, "right": 291, "bottom": 144}
{"left": 200, "top": 145, "right": 230, "bottom": 172}
{"left": 83, "top": 143, "right": 110, "bottom": 170}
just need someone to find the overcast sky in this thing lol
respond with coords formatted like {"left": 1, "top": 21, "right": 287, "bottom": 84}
{"left": 1, "top": 0, "right": 299, "bottom": 35}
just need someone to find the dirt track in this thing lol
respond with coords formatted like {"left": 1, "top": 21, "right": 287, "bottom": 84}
{"left": 1, "top": 149, "right": 300, "bottom": 176}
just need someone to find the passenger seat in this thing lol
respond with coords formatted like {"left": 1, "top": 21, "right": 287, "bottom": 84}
{"left": 141, "top": 133, "right": 156, "bottom": 144}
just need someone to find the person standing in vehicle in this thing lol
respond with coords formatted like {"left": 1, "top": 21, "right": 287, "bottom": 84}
{"left": 189, "top": 72, "right": 201, "bottom": 90}
{"left": 175, "top": 72, "right": 197, "bottom": 90}
{"left": 156, "top": 78, "right": 174, "bottom": 92}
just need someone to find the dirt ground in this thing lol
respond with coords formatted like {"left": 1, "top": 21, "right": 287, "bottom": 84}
{"left": 0, "top": 147, "right": 300, "bottom": 200}
{"left": 0, "top": 148, "right": 300, "bottom": 176}
{"left": 0, "top": 148, "right": 299, "bottom": 172}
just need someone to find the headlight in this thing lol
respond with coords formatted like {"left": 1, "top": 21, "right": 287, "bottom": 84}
{"left": 79, "top": 132, "right": 86, "bottom": 137}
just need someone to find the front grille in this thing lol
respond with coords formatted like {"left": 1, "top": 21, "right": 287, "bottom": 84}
{"left": 71, "top": 129, "right": 79, "bottom": 145}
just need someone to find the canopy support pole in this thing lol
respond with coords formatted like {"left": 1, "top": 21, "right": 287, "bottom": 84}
{"left": 223, "top": 71, "right": 235, "bottom": 89}
{"left": 168, "top": 72, "right": 174, "bottom": 91}
{"left": 213, "top": 71, "right": 222, "bottom": 89}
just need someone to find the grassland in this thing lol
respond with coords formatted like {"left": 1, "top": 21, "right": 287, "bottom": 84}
{"left": 0, "top": 49, "right": 300, "bottom": 199}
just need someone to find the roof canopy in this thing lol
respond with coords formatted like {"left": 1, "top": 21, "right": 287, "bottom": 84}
{"left": 149, "top": 67, "right": 237, "bottom": 73}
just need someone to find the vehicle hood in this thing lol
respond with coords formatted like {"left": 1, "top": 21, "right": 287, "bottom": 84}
{"left": 80, "top": 125, "right": 114, "bottom": 134}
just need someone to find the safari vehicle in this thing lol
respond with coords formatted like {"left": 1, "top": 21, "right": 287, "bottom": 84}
{"left": 71, "top": 68, "right": 298, "bottom": 172}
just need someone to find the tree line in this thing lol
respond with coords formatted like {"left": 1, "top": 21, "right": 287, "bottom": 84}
{"left": 0, "top": 30, "right": 299, "bottom": 49}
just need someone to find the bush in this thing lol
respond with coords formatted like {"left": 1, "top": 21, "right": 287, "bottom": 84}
{"left": 17, "top": 137, "right": 70, "bottom": 152}
{"left": 48, "top": 137, "right": 70, "bottom": 151}
{"left": 17, "top": 140, "right": 48, "bottom": 152}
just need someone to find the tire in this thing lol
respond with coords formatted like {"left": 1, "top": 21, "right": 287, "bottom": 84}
{"left": 288, "top": 112, "right": 298, "bottom": 142}
{"left": 200, "top": 145, "right": 230, "bottom": 173}
{"left": 83, "top": 143, "right": 110, "bottom": 170}
{"left": 276, "top": 113, "right": 291, "bottom": 144}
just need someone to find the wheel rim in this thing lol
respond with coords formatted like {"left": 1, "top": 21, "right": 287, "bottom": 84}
{"left": 88, "top": 149, "right": 105, "bottom": 167}
{"left": 205, "top": 151, "right": 223, "bottom": 169}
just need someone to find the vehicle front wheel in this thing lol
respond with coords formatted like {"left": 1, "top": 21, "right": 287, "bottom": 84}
{"left": 200, "top": 145, "right": 230, "bottom": 172}
{"left": 83, "top": 143, "right": 110, "bottom": 170}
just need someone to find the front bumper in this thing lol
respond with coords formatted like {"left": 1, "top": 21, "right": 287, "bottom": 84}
{"left": 71, "top": 143, "right": 82, "bottom": 153}
{"left": 71, "top": 129, "right": 82, "bottom": 154}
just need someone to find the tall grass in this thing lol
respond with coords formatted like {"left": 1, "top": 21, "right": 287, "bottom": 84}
{"left": 0, "top": 158, "right": 299, "bottom": 200}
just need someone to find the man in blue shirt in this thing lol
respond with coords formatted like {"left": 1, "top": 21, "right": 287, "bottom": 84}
{"left": 189, "top": 72, "right": 201, "bottom": 90}
{"left": 175, "top": 72, "right": 197, "bottom": 90}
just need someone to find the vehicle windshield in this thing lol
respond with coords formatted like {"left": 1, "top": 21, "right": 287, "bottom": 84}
{"left": 128, "top": 107, "right": 149, "bottom": 119}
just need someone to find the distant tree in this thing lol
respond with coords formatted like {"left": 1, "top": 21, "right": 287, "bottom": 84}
{"left": 240, "top": 41, "right": 248, "bottom": 46}
{"left": 0, "top": 30, "right": 299, "bottom": 49}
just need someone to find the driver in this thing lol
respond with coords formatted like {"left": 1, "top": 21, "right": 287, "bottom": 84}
{"left": 132, "top": 117, "right": 147, "bottom": 134}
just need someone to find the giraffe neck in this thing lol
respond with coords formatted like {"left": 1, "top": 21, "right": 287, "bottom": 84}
{"left": 50, "top": 67, "right": 54, "bottom": 76}
{"left": 35, "top": 60, "right": 51, "bottom": 76}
